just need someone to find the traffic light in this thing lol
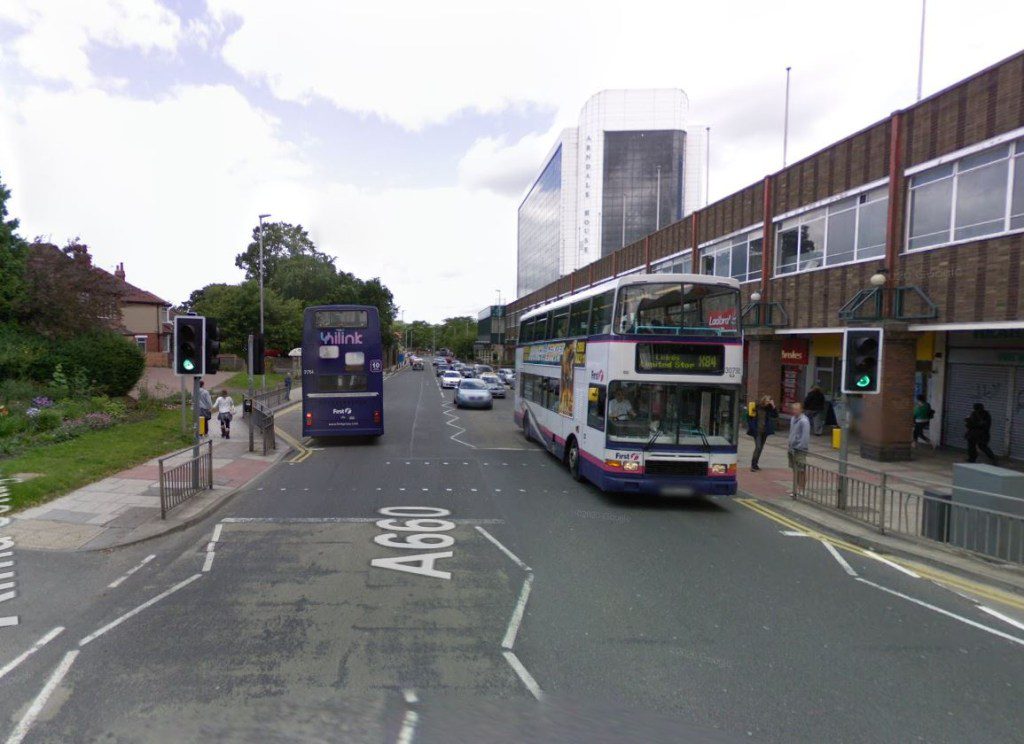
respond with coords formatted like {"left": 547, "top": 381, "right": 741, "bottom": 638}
{"left": 251, "top": 332, "right": 266, "bottom": 375}
{"left": 842, "top": 328, "right": 883, "bottom": 394}
{"left": 174, "top": 316, "right": 205, "bottom": 376}
{"left": 204, "top": 318, "right": 221, "bottom": 374}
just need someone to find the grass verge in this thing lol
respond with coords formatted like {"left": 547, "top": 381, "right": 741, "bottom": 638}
{"left": 221, "top": 370, "right": 286, "bottom": 395}
{"left": 0, "top": 407, "right": 191, "bottom": 512}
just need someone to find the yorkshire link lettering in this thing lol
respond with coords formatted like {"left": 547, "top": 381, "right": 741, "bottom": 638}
{"left": 320, "top": 330, "right": 363, "bottom": 345}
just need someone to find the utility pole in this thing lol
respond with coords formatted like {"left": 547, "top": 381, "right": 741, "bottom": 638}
{"left": 705, "top": 126, "right": 710, "bottom": 207}
{"left": 783, "top": 66, "right": 792, "bottom": 167}
{"left": 258, "top": 213, "right": 270, "bottom": 390}
{"left": 916, "top": 0, "right": 927, "bottom": 101}
{"left": 655, "top": 165, "right": 662, "bottom": 231}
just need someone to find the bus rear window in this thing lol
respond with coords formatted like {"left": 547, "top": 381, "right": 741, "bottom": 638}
{"left": 317, "top": 374, "right": 368, "bottom": 392}
{"left": 316, "top": 310, "right": 367, "bottom": 328}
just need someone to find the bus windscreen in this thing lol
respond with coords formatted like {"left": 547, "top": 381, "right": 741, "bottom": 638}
{"left": 316, "top": 309, "right": 368, "bottom": 328}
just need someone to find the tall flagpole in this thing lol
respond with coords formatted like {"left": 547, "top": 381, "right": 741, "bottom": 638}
{"left": 783, "top": 66, "right": 792, "bottom": 167}
{"left": 916, "top": 0, "right": 927, "bottom": 101}
{"left": 704, "top": 126, "right": 710, "bottom": 206}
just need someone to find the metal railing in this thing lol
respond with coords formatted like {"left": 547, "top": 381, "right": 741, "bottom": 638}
{"left": 247, "top": 385, "right": 291, "bottom": 411}
{"left": 158, "top": 441, "right": 213, "bottom": 519}
{"left": 793, "top": 451, "right": 1024, "bottom": 565}
{"left": 249, "top": 399, "right": 276, "bottom": 456}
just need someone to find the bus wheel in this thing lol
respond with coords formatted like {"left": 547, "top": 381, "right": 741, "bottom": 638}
{"left": 567, "top": 439, "right": 582, "bottom": 482}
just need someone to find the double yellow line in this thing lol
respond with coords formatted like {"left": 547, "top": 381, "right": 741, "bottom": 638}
{"left": 737, "top": 498, "right": 1024, "bottom": 612}
{"left": 271, "top": 401, "right": 313, "bottom": 463}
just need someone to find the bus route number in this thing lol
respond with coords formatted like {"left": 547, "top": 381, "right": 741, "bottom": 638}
{"left": 370, "top": 507, "right": 454, "bottom": 580}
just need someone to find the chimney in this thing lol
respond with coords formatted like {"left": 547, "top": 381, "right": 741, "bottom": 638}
{"left": 115, "top": 262, "right": 126, "bottom": 281}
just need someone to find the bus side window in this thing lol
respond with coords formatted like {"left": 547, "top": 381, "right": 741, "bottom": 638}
{"left": 588, "top": 291, "right": 613, "bottom": 335}
{"left": 587, "top": 384, "right": 606, "bottom": 431}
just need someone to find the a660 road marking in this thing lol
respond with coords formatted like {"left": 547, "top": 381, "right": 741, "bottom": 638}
{"left": 370, "top": 507, "right": 455, "bottom": 580}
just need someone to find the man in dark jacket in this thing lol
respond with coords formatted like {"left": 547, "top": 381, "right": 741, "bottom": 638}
{"left": 749, "top": 395, "right": 778, "bottom": 471}
{"left": 803, "top": 386, "right": 826, "bottom": 436}
{"left": 965, "top": 403, "right": 998, "bottom": 465}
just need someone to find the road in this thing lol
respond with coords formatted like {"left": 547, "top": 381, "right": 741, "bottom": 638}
{"left": 3, "top": 368, "right": 1024, "bottom": 742}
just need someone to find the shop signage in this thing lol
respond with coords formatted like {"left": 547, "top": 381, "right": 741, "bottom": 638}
{"left": 781, "top": 338, "right": 809, "bottom": 366}
{"left": 781, "top": 365, "right": 801, "bottom": 413}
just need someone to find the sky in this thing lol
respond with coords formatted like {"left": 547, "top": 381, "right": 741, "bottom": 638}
{"left": 0, "top": 1, "right": 1022, "bottom": 323}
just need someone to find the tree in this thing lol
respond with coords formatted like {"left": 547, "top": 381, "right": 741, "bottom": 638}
{"left": 436, "top": 316, "right": 477, "bottom": 359}
{"left": 234, "top": 221, "right": 329, "bottom": 285}
{"left": 17, "top": 240, "right": 123, "bottom": 339}
{"left": 357, "top": 277, "right": 398, "bottom": 350}
{"left": 271, "top": 254, "right": 343, "bottom": 306}
{"left": 190, "top": 282, "right": 302, "bottom": 357}
{"left": 0, "top": 173, "right": 27, "bottom": 322}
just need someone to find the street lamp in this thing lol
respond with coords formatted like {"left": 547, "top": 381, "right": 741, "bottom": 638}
{"left": 258, "top": 213, "right": 271, "bottom": 389}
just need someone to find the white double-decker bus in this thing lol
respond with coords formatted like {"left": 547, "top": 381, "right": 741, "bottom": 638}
{"left": 514, "top": 274, "right": 743, "bottom": 497}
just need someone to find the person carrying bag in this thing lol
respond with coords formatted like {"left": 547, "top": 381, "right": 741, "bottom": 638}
{"left": 213, "top": 389, "right": 236, "bottom": 440}
{"left": 748, "top": 395, "right": 778, "bottom": 471}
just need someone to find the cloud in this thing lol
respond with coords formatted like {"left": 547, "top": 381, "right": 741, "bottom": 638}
{"left": 457, "top": 127, "right": 564, "bottom": 198}
{"left": 0, "top": 81, "right": 516, "bottom": 323}
{"left": 0, "top": 0, "right": 181, "bottom": 86}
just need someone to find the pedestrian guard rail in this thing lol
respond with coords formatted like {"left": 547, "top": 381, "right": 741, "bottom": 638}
{"left": 249, "top": 399, "right": 276, "bottom": 456}
{"left": 158, "top": 440, "right": 213, "bottom": 519}
{"left": 246, "top": 384, "right": 290, "bottom": 411}
{"left": 793, "top": 451, "right": 1024, "bottom": 566}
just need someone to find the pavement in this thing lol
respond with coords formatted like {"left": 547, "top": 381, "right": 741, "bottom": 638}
{"left": 6, "top": 396, "right": 297, "bottom": 551}
{"left": 2, "top": 369, "right": 1023, "bottom": 743}
{"left": 735, "top": 429, "right": 1024, "bottom": 596}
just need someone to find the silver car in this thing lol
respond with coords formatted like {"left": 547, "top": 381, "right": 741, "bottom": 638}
{"left": 454, "top": 378, "right": 493, "bottom": 409}
{"left": 479, "top": 373, "right": 506, "bottom": 398}
{"left": 440, "top": 370, "right": 462, "bottom": 389}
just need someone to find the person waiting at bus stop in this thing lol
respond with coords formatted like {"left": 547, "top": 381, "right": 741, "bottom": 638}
{"left": 748, "top": 395, "right": 778, "bottom": 471}
{"left": 609, "top": 387, "right": 636, "bottom": 421}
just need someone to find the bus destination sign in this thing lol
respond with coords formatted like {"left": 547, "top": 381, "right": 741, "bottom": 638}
{"left": 635, "top": 343, "right": 724, "bottom": 374}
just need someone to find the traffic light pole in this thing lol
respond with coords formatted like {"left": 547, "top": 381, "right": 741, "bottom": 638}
{"left": 192, "top": 376, "right": 201, "bottom": 490}
{"left": 838, "top": 393, "right": 851, "bottom": 510}
{"left": 247, "top": 333, "right": 254, "bottom": 418}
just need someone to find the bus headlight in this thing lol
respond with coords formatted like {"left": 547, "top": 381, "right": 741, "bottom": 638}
{"left": 623, "top": 461, "right": 640, "bottom": 472}
{"left": 709, "top": 463, "right": 736, "bottom": 477}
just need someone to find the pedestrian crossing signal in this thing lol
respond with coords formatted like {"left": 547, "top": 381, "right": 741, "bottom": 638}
{"left": 174, "top": 316, "right": 205, "bottom": 376}
{"left": 841, "top": 328, "right": 882, "bottom": 395}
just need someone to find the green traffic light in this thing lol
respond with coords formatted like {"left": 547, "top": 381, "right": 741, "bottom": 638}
{"left": 855, "top": 374, "right": 872, "bottom": 388}
{"left": 183, "top": 359, "right": 195, "bottom": 372}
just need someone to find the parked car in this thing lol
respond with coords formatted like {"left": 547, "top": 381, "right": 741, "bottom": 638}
{"left": 440, "top": 370, "right": 463, "bottom": 389}
{"left": 479, "top": 373, "right": 506, "bottom": 398}
{"left": 454, "top": 378, "right": 493, "bottom": 409}
{"left": 412, "top": 359, "right": 424, "bottom": 370}
{"left": 498, "top": 368, "right": 515, "bottom": 385}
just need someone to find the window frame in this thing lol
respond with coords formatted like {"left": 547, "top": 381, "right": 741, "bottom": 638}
{"left": 697, "top": 226, "right": 763, "bottom": 284}
{"left": 905, "top": 137, "right": 1024, "bottom": 254}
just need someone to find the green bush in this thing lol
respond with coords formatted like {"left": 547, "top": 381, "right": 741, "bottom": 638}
{"left": 32, "top": 409, "right": 61, "bottom": 432}
{"left": 88, "top": 396, "right": 127, "bottom": 418}
{"left": 0, "top": 324, "right": 55, "bottom": 381}
{"left": 57, "top": 332, "right": 145, "bottom": 397}
{"left": 0, "top": 414, "right": 27, "bottom": 438}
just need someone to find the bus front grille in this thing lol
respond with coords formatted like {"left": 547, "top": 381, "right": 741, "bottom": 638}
{"left": 644, "top": 460, "right": 707, "bottom": 477}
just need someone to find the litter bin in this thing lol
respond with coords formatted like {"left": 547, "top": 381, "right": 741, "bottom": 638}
{"left": 920, "top": 489, "right": 951, "bottom": 542}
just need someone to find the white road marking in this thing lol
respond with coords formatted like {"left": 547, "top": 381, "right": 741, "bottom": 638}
{"left": 0, "top": 627, "right": 64, "bottom": 682}
{"left": 396, "top": 709, "right": 418, "bottom": 744}
{"left": 79, "top": 574, "right": 202, "bottom": 646}
{"left": 202, "top": 550, "right": 215, "bottom": 573}
{"left": 403, "top": 688, "right": 418, "bottom": 704}
{"left": 220, "top": 517, "right": 505, "bottom": 524}
{"left": 979, "top": 606, "right": 1024, "bottom": 633}
{"left": 474, "top": 526, "right": 531, "bottom": 571}
{"left": 502, "top": 573, "right": 534, "bottom": 650}
{"left": 5, "top": 650, "right": 79, "bottom": 744}
{"left": 502, "top": 650, "right": 544, "bottom": 701}
{"left": 864, "top": 550, "right": 921, "bottom": 578}
{"left": 781, "top": 530, "right": 808, "bottom": 537}
{"left": 856, "top": 578, "right": 1024, "bottom": 648}
{"left": 821, "top": 540, "right": 857, "bottom": 577}
{"left": 108, "top": 554, "right": 156, "bottom": 588}
{"left": 212, "top": 523, "right": 223, "bottom": 543}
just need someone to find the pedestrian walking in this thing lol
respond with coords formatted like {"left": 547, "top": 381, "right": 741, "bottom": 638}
{"left": 213, "top": 389, "right": 236, "bottom": 439}
{"left": 803, "top": 385, "right": 826, "bottom": 436}
{"left": 748, "top": 394, "right": 778, "bottom": 471}
{"left": 197, "top": 380, "right": 213, "bottom": 438}
{"left": 965, "top": 402, "right": 998, "bottom": 465}
{"left": 788, "top": 402, "right": 811, "bottom": 494}
{"left": 912, "top": 395, "right": 936, "bottom": 448}
{"left": 284, "top": 371, "right": 293, "bottom": 400}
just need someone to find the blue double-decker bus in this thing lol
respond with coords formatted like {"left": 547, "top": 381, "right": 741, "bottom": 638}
{"left": 301, "top": 305, "right": 384, "bottom": 438}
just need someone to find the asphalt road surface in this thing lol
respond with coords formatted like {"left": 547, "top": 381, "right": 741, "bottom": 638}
{"left": 3, "top": 368, "right": 1024, "bottom": 742}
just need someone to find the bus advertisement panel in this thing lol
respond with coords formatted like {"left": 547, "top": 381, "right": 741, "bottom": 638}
{"left": 514, "top": 274, "right": 742, "bottom": 497}
{"left": 301, "top": 305, "right": 384, "bottom": 438}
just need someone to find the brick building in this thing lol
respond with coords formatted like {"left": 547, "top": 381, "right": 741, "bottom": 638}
{"left": 506, "top": 49, "right": 1024, "bottom": 463}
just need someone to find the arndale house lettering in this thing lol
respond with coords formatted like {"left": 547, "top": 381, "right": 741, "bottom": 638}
{"left": 320, "top": 330, "right": 363, "bottom": 345}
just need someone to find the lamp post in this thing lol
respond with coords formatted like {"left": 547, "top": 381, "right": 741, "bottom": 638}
{"left": 258, "top": 213, "right": 271, "bottom": 389}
